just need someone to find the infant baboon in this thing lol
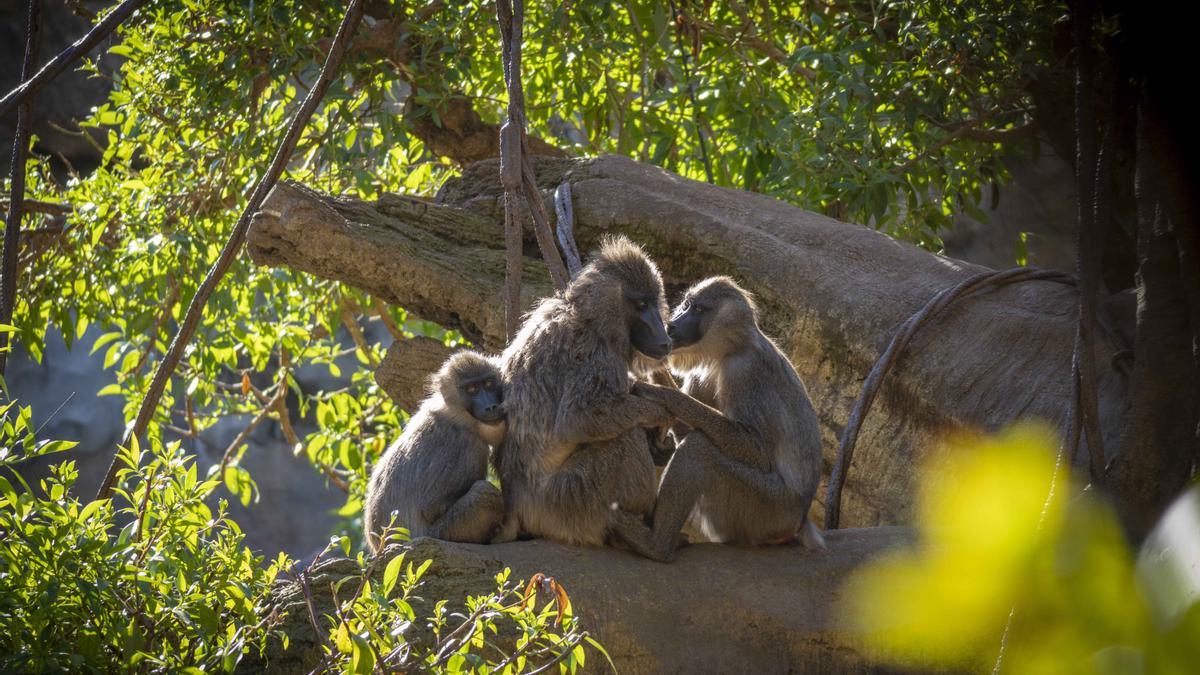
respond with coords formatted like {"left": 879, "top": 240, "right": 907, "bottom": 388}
{"left": 363, "top": 351, "right": 507, "bottom": 552}
{"left": 493, "top": 235, "right": 674, "bottom": 556}
{"left": 635, "top": 276, "right": 825, "bottom": 560}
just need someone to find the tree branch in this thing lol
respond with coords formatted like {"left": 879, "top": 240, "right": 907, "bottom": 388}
{"left": 0, "top": 0, "right": 148, "bottom": 118}
{"left": 1, "top": 0, "right": 43, "bottom": 377}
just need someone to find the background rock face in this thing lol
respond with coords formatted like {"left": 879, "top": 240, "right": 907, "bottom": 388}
{"left": 5, "top": 323, "right": 388, "bottom": 559}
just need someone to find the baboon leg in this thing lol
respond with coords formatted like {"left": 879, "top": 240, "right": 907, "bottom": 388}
{"left": 608, "top": 509, "right": 675, "bottom": 563}
{"left": 648, "top": 433, "right": 717, "bottom": 559}
{"left": 651, "top": 432, "right": 790, "bottom": 552}
{"left": 490, "top": 512, "right": 520, "bottom": 544}
{"left": 427, "top": 480, "right": 506, "bottom": 544}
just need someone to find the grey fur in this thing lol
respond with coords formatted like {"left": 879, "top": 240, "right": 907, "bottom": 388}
{"left": 636, "top": 276, "right": 825, "bottom": 560}
{"left": 363, "top": 351, "right": 507, "bottom": 552}
{"left": 492, "top": 236, "right": 673, "bottom": 555}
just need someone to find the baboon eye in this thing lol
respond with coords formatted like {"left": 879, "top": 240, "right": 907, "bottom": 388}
{"left": 466, "top": 384, "right": 479, "bottom": 394}
{"left": 485, "top": 379, "right": 497, "bottom": 389}
{"left": 633, "top": 299, "right": 648, "bottom": 311}
{"left": 693, "top": 304, "right": 705, "bottom": 314}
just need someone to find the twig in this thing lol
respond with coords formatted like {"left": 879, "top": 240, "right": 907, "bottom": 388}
{"left": 824, "top": 267, "right": 1075, "bottom": 529}
{"left": 95, "top": 0, "right": 367, "bottom": 501}
{"left": 0, "top": 0, "right": 148, "bottom": 118}
{"left": 553, "top": 182, "right": 582, "bottom": 278}
{"left": 495, "top": 0, "right": 570, "bottom": 342}
{"left": 371, "top": 297, "right": 405, "bottom": 342}
{"left": 133, "top": 273, "right": 179, "bottom": 374}
{"left": 339, "top": 296, "right": 378, "bottom": 367}
{"left": 0, "top": 198, "right": 69, "bottom": 216}
{"left": 216, "top": 404, "right": 273, "bottom": 479}
{"left": 297, "top": 569, "right": 328, "bottom": 644}
{"left": 1, "top": 0, "right": 43, "bottom": 377}
{"left": 524, "top": 632, "right": 586, "bottom": 675}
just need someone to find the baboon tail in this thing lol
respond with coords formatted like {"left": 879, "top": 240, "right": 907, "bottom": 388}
{"left": 799, "top": 516, "right": 827, "bottom": 551}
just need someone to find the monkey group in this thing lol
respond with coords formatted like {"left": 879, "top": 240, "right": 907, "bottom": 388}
{"left": 365, "top": 236, "right": 824, "bottom": 560}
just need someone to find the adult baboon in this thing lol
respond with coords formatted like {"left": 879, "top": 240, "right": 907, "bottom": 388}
{"left": 364, "top": 351, "right": 507, "bottom": 552}
{"left": 635, "top": 276, "right": 825, "bottom": 560}
{"left": 493, "top": 235, "right": 674, "bottom": 556}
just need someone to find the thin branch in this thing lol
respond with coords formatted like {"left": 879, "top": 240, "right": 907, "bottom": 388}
{"left": 1, "top": 0, "right": 43, "bottom": 377}
{"left": 0, "top": 0, "right": 148, "bottom": 118}
{"left": 339, "top": 296, "right": 378, "bottom": 367}
{"left": 1, "top": 198, "right": 69, "bottom": 216}
{"left": 1071, "top": 0, "right": 1107, "bottom": 482}
{"left": 495, "top": 0, "right": 571, "bottom": 340}
{"left": 825, "top": 267, "right": 1075, "bottom": 529}
{"left": 553, "top": 182, "right": 582, "bottom": 278}
{"left": 371, "top": 297, "right": 405, "bottom": 342}
{"left": 95, "top": 0, "right": 367, "bottom": 501}
{"left": 894, "top": 120, "right": 1035, "bottom": 174}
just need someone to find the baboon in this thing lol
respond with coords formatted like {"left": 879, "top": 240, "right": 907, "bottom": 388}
{"left": 635, "top": 276, "right": 825, "bottom": 560}
{"left": 492, "top": 235, "right": 675, "bottom": 556}
{"left": 363, "top": 351, "right": 507, "bottom": 552}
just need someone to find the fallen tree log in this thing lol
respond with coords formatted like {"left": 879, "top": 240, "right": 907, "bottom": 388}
{"left": 253, "top": 528, "right": 912, "bottom": 673}
{"left": 248, "top": 154, "right": 1127, "bottom": 527}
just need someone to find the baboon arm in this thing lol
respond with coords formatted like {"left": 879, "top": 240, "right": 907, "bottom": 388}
{"left": 633, "top": 382, "right": 771, "bottom": 472}
{"left": 552, "top": 394, "right": 668, "bottom": 447}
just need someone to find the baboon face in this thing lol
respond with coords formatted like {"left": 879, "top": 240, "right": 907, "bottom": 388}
{"left": 458, "top": 370, "right": 504, "bottom": 424}
{"left": 439, "top": 352, "right": 505, "bottom": 424}
{"left": 668, "top": 277, "right": 756, "bottom": 352}
{"left": 572, "top": 235, "right": 671, "bottom": 360}
{"left": 626, "top": 287, "right": 672, "bottom": 360}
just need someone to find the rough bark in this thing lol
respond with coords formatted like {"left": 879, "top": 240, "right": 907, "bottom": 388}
{"left": 247, "top": 154, "right": 1128, "bottom": 527}
{"left": 251, "top": 528, "right": 913, "bottom": 674}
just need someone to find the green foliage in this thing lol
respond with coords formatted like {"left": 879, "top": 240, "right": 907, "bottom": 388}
{"left": 0, "top": 431, "right": 284, "bottom": 672}
{"left": 841, "top": 426, "right": 1200, "bottom": 673}
{"left": 304, "top": 544, "right": 605, "bottom": 674}
{"left": 0, "top": 416, "right": 604, "bottom": 672}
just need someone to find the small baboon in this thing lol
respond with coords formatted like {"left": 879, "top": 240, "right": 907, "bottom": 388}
{"left": 493, "top": 235, "right": 674, "bottom": 555}
{"left": 635, "top": 276, "right": 825, "bottom": 560}
{"left": 364, "top": 351, "right": 507, "bottom": 552}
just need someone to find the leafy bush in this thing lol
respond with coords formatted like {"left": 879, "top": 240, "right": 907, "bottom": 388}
{"left": 0, "top": 407, "right": 604, "bottom": 672}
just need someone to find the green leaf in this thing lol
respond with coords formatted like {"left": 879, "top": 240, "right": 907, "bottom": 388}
{"left": 383, "top": 554, "right": 404, "bottom": 598}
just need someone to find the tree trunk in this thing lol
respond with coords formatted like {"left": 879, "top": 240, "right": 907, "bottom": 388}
{"left": 247, "top": 154, "right": 1128, "bottom": 527}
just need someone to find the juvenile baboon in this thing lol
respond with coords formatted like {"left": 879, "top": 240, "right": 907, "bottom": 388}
{"left": 363, "top": 351, "right": 507, "bottom": 552}
{"left": 493, "top": 235, "right": 675, "bottom": 556}
{"left": 635, "top": 276, "right": 825, "bottom": 560}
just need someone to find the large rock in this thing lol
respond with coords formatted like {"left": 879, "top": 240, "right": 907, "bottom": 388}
{"left": 258, "top": 528, "right": 913, "bottom": 673}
